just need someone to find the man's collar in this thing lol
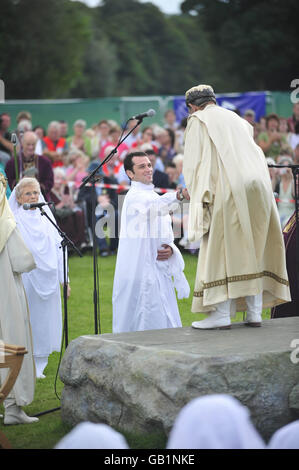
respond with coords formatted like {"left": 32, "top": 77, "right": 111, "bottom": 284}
{"left": 131, "top": 181, "right": 154, "bottom": 190}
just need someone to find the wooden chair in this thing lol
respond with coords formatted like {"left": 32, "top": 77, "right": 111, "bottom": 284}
{"left": 0, "top": 343, "right": 27, "bottom": 449}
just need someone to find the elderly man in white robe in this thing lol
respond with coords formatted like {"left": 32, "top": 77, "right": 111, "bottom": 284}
{"left": 183, "top": 84, "right": 290, "bottom": 329}
{"left": 0, "top": 174, "right": 38, "bottom": 424}
{"left": 9, "top": 177, "right": 68, "bottom": 378}
{"left": 112, "top": 151, "right": 190, "bottom": 333}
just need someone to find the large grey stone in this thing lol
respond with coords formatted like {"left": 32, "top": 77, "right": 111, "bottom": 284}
{"left": 59, "top": 317, "right": 299, "bottom": 441}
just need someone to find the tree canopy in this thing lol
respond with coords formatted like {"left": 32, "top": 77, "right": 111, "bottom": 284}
{"left": 0, "top": 0, "right": 296, "bottom": 98}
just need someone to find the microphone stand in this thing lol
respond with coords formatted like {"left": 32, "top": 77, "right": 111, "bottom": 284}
{"left": 268, "top": 163, "right": 299, "bottom": 308}
{"left": 11, "top": 133, "right": 19, "bottom": 183}
{"left": 79, "top": 117, "right": 144, "bottom": 335}
{"left": 33, "top": 206, "right": 82, "bottom": 418}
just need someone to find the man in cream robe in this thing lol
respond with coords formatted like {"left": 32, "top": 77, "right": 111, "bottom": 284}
{"left": 183, "top": 85, "right": 290, "bottom": 329}
{"left": 0, "top": 174, "right": 38, "bottom": 424}
{"left": 112, "top": 152, "right": 190, "bottom": 333}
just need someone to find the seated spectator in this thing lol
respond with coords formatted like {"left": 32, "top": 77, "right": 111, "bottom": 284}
{"left": 5, "top": 131, "right": 54, "bottom": 201}
{"left": 95, "top": 119, "right": 111, "bottom": 158}
{"left": 16, "top": 110, "right": 32, "bottom": 124}
{"left": 77, "top": 161, "right": 119, "bottom": 255}
{"left": 164, "top": 109, "right": 179, "bottom": 131}
{"left": 258, "top": 116, "right": 267, "bottom": 133}
{"left": 294, "top": 143, "right": 299, "bottom": 164}
{"left": 0, "top": 113, "right": 12, "bottom": 166}
{"left": 95, "top": 149, "right": 120, "bottom": 256}
{"left": 289, "top": 121, "right": 299, "bottom": 151}
{"left": 175, "top": 117, "right": 188, "bottom": 153}
{"left": 85, "top": 127, "right": 100, "bottom": 160}
{"left": 164, "top": 161, "right": 178, "bottom": 189}
{"left": 55, "top": 422, "right": 129, "bottom": 449}
{"left": 287, "top": 102, "right": 299, "bottom": 133}
{"left": 67, "top": 119, "right": 92, "bottom": 159}
{"left": 267, "top": 420, "right": 299, "bottom": 449}
{"left": 258, "top": 113, "right": 288, "bottom": 160}
{"left": 100, "top": 125, "right": 128, "bottom": 162}
{"left": 65, "top": 150, "right": 89, "bottom": 194}
{"left": 130, "top": 126, "right": 159, "bottom": 154}
{"left": 167, "top": 394, "right": 265, "bottom": 449}
{"left": 275, "top": 155, "right": 295, "bottom": 227}
{"left": 156, "top": 128, "right": 177, "bottom": 162}
{"left": 123, "top": 118, "right": 141, "bottom": 148}
{"left": 243, "top": 109, "right": 256, "bottom": 126}
{"left": 144, "top": 148, "right": 170, "bottom": 189}
{"left": 43, "top": 121, "right": 68, "bottom": 168}
{"left": 33, "top": 125, "right": 46, "bottom": 156}
{"left": 266, "top": 157, "right": 279, "bottom": 191}
{"left": 50, "top": 167, "right": 87, "bottom": 249}
{"left": 172, "top": 153, "right": 186, "bottom": 188}
{"left": 279, "top": 117, "right": 292, "bottom": 145}
{"left": 59, "top": 120, "right": 69, "bottom": 139}
{"left": 101, "top": 145, "right": 122, "bottom": 179}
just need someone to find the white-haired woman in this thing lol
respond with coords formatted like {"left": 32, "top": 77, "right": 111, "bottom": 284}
{"left": 67, "top": 119, "right": 92, "bottom": 158}
{"left": 275, "top": 155, "right": 295, "bottom": 228}
{"left": 9, "top": 177, "right": 69, "bottom": 378}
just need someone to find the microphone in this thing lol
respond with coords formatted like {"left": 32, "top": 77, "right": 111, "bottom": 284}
{"left": 130, "top": 109, "right": 156, "bottom": 121}
{"left": 23, "top": 202, "right": 54, "bottom": 210}
{"left": 11, "top": 133, "right": 17, "bottom": 146}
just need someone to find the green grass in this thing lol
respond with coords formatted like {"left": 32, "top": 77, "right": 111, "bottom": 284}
{"left": 0, "top": 251, "right": 271, "bottom": 449}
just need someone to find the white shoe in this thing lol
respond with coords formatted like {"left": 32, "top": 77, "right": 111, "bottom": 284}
{"left": 4, "top": 406, "right": 39, "bottom": 425}
{"left": 36, "top": 373, "right": 46, "bottom": 379}
{"left": 244, "top": 294, "right": 262, "bottom": 327}
{"left": 192, "top": 311, "right": 231, "bottom": 330}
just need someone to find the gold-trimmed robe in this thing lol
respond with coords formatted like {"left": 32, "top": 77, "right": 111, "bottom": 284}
{"left": 183, "top": 104, "right": 291, "bottom": 313}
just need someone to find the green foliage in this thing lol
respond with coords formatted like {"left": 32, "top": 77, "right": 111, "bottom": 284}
{"left": 0, "top": 0, "right": 296, "bottom": 98}
{"left": 0, "top": 0, "right": 91, "bottom": 98}
{"left": 181, "top": 0, "right": 299, "bottom": 91}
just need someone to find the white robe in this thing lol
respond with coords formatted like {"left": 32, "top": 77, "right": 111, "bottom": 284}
{"left": 9, "top": 194, "right": 64, "bottom": 357}
{"left": 112, "top": 181, "right": 189, "bottom": 333}
{"left": 0, "top": 228, "right": 36, "bottom": 406}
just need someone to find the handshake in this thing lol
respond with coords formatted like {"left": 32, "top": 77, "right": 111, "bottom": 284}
{"left": 176, "top": 187, "right": 190, "bottom": 201}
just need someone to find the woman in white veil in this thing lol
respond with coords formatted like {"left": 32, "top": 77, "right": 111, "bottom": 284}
{"left": 9, "top": 177, "right": 69, "bottom": 378}
{"left": 167, "top": 394, "right": 265, "bottom": 449}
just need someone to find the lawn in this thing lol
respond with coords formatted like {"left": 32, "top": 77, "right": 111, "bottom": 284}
{"left": 0, "top": 250, "right": 271, "bottom": 449}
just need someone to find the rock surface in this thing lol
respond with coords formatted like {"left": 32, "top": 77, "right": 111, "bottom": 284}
{"left": 59, "top": 317, "right": 299, "bottom": 440}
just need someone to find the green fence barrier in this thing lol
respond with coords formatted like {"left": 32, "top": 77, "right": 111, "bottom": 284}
{"left": 0, "top": 92, "right": 294, "bottom": 132}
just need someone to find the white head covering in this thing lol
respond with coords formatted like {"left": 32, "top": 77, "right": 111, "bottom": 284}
{"left": 167, "top": 394, "right": 265, "bottom": 449}
{"left": 9, "top": 179, "right": 64, "bottom": 297}
{"left": 55, "top": 422, "right": 129, "bottom": 449}
{"left": 267, "top": 420, "right": 299, "bottom": 449}
{"left": 0, "top": 173, "right": 16, "bottom": 253}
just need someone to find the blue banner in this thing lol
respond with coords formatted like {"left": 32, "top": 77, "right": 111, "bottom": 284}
{"left": 174, "top": 91, "right": 267, "bottom": 124}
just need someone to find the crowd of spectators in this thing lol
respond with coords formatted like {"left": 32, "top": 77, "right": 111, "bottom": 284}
{"left": 0, "top": 102, "right": 298, "bottom": 256}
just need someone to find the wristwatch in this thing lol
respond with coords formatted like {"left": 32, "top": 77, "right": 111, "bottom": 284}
{"left": 178, "top": 188, "right": 184, "bottom": 201}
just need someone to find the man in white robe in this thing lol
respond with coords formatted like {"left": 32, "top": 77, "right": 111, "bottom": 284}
{"left": 9, "top": 177, "right": 67, "bottom": 378}
{"left": 183, "top": 85, "right": 290, "bottom": 329}
{"left": 112, "top": 151, "right": 190, "bottom": 333}
{"left": 0, "top": 173, "right": 38, "bottom": 424}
